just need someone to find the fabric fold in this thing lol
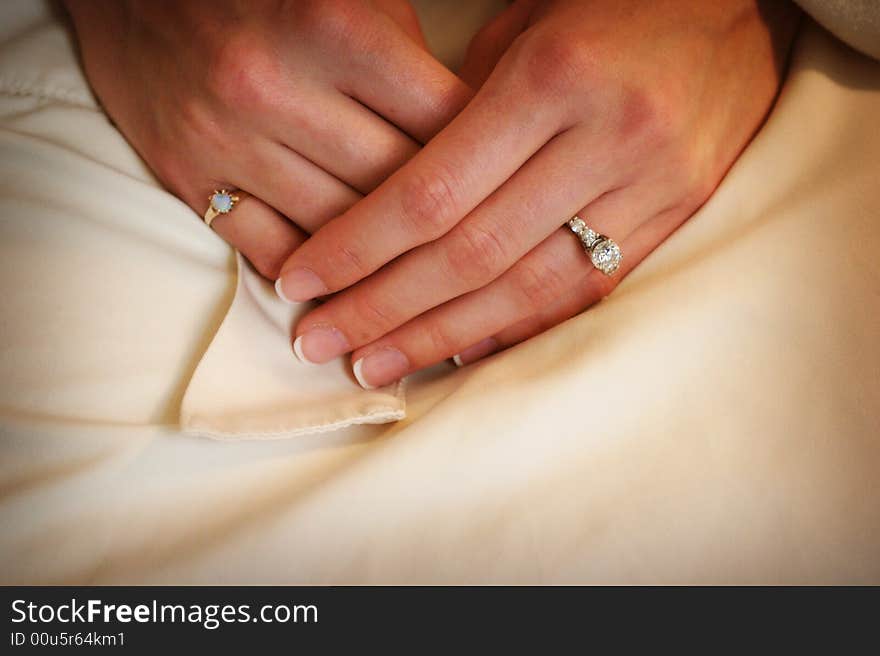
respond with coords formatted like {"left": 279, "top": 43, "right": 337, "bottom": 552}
{"left": 179, "top": 254, "right": 405, "bottom": 440}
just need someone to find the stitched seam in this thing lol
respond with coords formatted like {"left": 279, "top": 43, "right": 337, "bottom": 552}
{"left": 182, "top": 406, "right": 407, "bottom": 441}
{"left": 0, "top": 79, "right": 96, "bottom": 109}
{"left": 178, "top": 254, "right": 408, "bottom": 441}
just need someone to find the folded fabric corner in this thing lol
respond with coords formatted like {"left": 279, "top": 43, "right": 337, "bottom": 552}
{"left": 179, "top": 253, "right": 406, "bottom": 440}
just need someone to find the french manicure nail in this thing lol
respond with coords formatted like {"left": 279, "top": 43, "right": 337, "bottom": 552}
{"left": 352, "top": 359, "right": 374, "bottom": 390}
{"left": 453, "top": 337, "right": 498, "bottom": 367}
{"left": 352, "top": 347, "right": 409, "bottom": 389}
{"left": 276, "top": 267, "right": 326, "bottom": 303}
{"left": 275, "top": 278, "right": 294, "bottom": 304}
{"left": 293, "top": 326, "right": 350, "bottom": 364}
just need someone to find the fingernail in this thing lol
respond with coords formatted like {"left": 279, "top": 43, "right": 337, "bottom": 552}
{"left": 275, "top": 278, "right": 294, "bottom": 304}
{"left": 453, "top": 337, "right": 498, "bottom": 367}
{"left": 352, "top": 347, "right": 409, "bottom": 389}
{"left": 276, "top": 267, "right": 326, "bottom": 303}
{"left": 293, "top": 326, "right": 350, "bottom": 364}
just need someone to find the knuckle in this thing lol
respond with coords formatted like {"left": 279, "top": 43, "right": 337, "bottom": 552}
{"left": 425, "top": 81, "right": 470, "bottom": 130}
{"left": 422, "top": 320, "right": 459, "bottom": 359}
{"left": 205, "top": 32, "right": 277, "bottom": 111}
{"left": 513, "top": 257, "right": 569, "bottom": 312}
{"left": 518, "top": 30, "right": 594, "bottom": 97}
{"left": 296, "top": 0, "right": 364, "bottom": 44}
{"left": 619, "top": 85, "right": 684, "bottom": 151}
{"left": 332, "top": 242, "right": 372, "bottom": 282}
{"left": 306, "top": 224, "right": 375, "bottom": 292}
{"left": 445, "top": 223, "right": 509, "bottom": 288}
{"left": 350, "top": 292, "right": 399, "bottom": 341}
{"left": 398, "top": 165, "right": 462, "bottom": 239}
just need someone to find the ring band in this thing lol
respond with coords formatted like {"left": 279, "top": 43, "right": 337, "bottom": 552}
{"left": 204, "top": 189, "right": 243, "bottom": 227}
{"left": 567, "top": 216, "right": 622, "bottom": 276}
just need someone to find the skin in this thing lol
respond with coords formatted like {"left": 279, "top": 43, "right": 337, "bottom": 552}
{"left": 275, "top": 0, "right": 800, "bottom": 388}
{"left": 62, "top": 0, "right": 472, "bottom": 278}
{"left": 65, "top": 0, "right": 800, "bottom": 389}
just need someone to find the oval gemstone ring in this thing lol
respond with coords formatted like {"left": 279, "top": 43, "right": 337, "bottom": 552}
{"left": 204, "top": 189, "right": 243, "bottom": 227}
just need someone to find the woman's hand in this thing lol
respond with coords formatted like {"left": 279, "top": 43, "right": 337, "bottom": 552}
{"left": 276, "top": 0, "right": 800, "bottom": 388}
{"left": 63, "top": 0, "right": 471, "bottom": 278}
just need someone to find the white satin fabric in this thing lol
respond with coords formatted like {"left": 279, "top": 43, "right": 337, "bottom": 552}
{"left": 0, "top": 1, "right": 878, "bottom": 583}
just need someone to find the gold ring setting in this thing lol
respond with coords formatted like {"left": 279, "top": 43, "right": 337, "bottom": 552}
{"left": 204, "top": 189, "right": 241, "bottom": 227}
{"left": 567, "top": 216, "right": 622, "bottom": 276}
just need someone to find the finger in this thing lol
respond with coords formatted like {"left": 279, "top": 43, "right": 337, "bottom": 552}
{"left": 287, "top": 129, "right": 633, "bottom": 361}
{"left": 207, "top": 192, "right": 308, "bottom": 280}
{"left": 470, "top": 269, "right": 609, "bottom": 362}
{"left": 232, "top": 140, "right": 362, "bottom": 235}
{"left": 347, "top": 228, "right": 594, "bottom": 388}
{"left": 339, "top": 11, "right": 473, "bottom": 143}
{"left": 459, "top": 0, "right": 539, "bottom": 88}
{"left": 273, "top": 93, "right": 421, "bottom": 194}
{"left": 191, "top": 137, "right": 367, "bottom": 279}
{"left": 471, "top": 204, "right": 697, "bottom": 362}
{"left": 346, "top": 197, "right": 693, "bottom": 387}
{"left": 277, "top": 72, "right": 563, "bottom": 303}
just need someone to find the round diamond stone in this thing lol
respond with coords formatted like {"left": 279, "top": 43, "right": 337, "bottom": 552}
{"left": 590, "top": 238, "right": 622, "bottom": 275}
{"left": 569, "top": 217, "right": 587, "bottom": 235}
{"left": 211, "top": 192, "right": 234, "bottom": 214}
{"left": 580, "top": 227, "right": 599, "bottom": 248}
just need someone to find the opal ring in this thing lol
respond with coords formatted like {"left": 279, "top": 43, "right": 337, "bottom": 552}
{"left": 567, "top": 216, "right": 622, "bottom": 276}
{"left": 204, "top": 189, "right": 244, "bottom": 227}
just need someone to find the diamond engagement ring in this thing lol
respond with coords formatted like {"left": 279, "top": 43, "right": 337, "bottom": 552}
{"left": 203, "top": 189, "right": 243, "bottom": 227}
{"left": 567, "top": 216, "right": 622, "bottom": 276}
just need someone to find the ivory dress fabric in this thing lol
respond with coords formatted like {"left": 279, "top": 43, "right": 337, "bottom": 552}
{"left": 0, "top": 1, "right": 878, "bottom": 583}
{"left": 795, "top": 0, "right": 880, "bottom": 59}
